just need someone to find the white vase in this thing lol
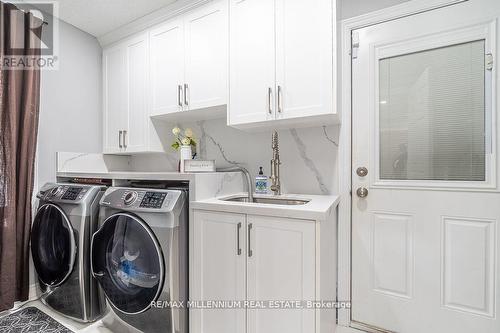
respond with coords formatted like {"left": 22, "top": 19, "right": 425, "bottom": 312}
{"left": 179, "top": 145, "right": 192, "bottom": 173}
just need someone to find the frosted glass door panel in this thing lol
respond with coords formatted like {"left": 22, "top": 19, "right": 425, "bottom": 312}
{"left": 379, "top": 40, "right": 486, "bottom": 181}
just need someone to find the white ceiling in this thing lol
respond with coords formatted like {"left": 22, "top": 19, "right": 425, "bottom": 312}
{"left": 53, "top": 0, "right": 178, "bottom": 37}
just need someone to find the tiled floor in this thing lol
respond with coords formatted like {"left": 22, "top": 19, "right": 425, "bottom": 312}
{"left": 2, "top": 300, "right": 369, "bottom": 333}
{"left": 0, "top": 300, "right": 114, "bottom": 333}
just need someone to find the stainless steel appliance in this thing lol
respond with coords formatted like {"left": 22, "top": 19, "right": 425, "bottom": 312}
{"left": 91, "top": 187, "right": 188, "bottom": 333}
{"left": 31, "top": 183, "right": 106, "bottom": 322}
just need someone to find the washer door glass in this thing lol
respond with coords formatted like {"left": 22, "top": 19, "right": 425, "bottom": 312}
{"left": 31, "top": 204, "right": 76, "bottom": 286}
{"left": 92, "top": 213, "right": 164, "bottom": 314}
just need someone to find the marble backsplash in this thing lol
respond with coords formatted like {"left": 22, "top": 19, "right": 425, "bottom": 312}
{"left": 131, "top": 119, "right": 340, "bottom": 195}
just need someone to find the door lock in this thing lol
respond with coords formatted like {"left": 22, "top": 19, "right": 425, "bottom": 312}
{"left": 356, "top": 187, "right": 368, "bottom": 198}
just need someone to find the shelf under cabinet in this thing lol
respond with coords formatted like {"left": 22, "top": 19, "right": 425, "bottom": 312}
{"left": 150, "top": 104, "right": 227, "bottom": 123}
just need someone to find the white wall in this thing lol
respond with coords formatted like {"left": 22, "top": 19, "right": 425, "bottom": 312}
{"left": 340, "top": 0, "right": 410, "bottom": 19}
{"left": 36, "top": 17, "right": 102, "bottom": 189}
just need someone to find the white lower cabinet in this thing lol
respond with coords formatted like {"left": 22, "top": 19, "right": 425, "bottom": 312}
{"left": 191, "top": 210, "right": 246, "bottom": 333}
{"left": 192, "top": 210, "right": 317, "bottom": 333}
{"left": 247, "top": 215, "right": 316, "bottom": 333}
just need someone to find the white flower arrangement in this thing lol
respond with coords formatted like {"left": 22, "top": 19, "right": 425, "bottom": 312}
{"left": 171, "top": 126, "right": 197, "bottom": 152}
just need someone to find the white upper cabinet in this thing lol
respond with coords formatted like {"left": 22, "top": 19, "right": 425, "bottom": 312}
{"left": 275, "top": 0, "right": 333, "bottom": 120}
{"left": 150, "top": 18, "right": 185, "bottom": 116}
{"left": 229, "top": 0, "right": 276, "bottom": 125}
{"left": 149, "top": 0, "right": 228, "bottom": 120}
{"left": 228, "top": 0, "right": 337, "bottom": 128}
{"left": 184, "top": 1, "right": 228, "bottom": 111}
{"left": 103, "top": 32, "right": 150, "bottom": 154}
{"left": 103, "top": 45, "right": 127, "bottom": 153}
{"left": 103, "top": 0, "right": 338, "bottom": 153}
{"left": 125, "top": 33, "right": 149, "bottom": 152}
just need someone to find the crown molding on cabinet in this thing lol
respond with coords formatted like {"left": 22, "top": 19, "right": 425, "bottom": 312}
{"left": 98, "top": 0, "right": 212, "bottom": 47}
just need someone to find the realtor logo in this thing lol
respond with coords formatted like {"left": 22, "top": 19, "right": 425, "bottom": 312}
{"left": 2, "top": 0, "right": 59, "bottom": 70}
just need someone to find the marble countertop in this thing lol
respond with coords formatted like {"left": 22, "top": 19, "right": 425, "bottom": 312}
{"left": 191, "top": 192, "right": 340, "bottom": 221}
{"left": 57, "top": 171, "right": 340, "bottom": 220}
{"left": 57, "top": 171, "right": 209, "bottom": 181}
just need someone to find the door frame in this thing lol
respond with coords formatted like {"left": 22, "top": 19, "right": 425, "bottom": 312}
{"left": 337, "top": 0, "right": 469, "bottom": 329}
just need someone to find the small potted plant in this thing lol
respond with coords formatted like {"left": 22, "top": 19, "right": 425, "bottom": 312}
{"left": 171, "top": 127, "right": 197, "bottom": 172}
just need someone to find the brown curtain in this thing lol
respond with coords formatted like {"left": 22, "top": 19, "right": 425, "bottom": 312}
{"left": 0, "top": 2, "right": 42, "bottom": 311}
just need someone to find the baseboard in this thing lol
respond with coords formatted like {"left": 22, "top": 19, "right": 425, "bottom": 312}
{"left": 337, "top": 326, "right": 367, "bottom": 333}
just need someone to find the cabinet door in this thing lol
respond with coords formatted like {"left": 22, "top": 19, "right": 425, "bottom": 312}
{"left": 150, "top": 18, "right": 185, "bottom": 116}
{"left": 103, "top": 45, "right": 127, "bottom": 153}
{"left": 228, "top": 0, "right": 276, "bottom": 125}
{"left": 275, "top": 0, "right": 334, "bottom": 120}
{"left": 124, "top": 33, "right": 149, "bottom": 152}
{"left": 191, "top": 210, "right": 246, "bottom": 333}
{"left": 247, "top": 215, "right": 316, "bottom": 333}
{"left": 184, "top": 0, "right": 228, "bottom": 110}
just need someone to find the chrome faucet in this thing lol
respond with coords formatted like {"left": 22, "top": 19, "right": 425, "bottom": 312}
{"left": 270, "top": 130, "right": 281, "bottom": 195}
{"left": 216, "top": 166, "right": 254, "bottom": 202}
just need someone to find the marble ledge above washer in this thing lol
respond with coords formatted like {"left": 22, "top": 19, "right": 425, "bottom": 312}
{"left": 191, "top": 192, "right": 340, "bottom": 221}
{"left": 57, "top": 171, "right": 199, "bottom": 181}
{"left": 56, "top": 171, "right": 245, "bottom": 202}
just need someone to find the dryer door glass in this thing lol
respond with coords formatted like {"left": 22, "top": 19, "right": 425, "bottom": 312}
{"left": 92, "top": 213, "right": 164, "bottom": 314}
{"left": 31, "top": 204, "right": 76, "bottom": 286}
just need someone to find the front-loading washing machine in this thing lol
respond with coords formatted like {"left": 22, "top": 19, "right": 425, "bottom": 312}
{"left": 31, "top": 183, "right": 107, "bottom": 322}
{"left": 91, "top": 186, "right": 188, "bottom": 333}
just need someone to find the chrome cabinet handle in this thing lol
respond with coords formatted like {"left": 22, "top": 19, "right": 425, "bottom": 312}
{"left": 178, "top": 85, "right": 183, "bottom": 107}
{"left": 118, "top": 130, "right": 123, "bottom": 148}
{"left": 268, "top": 87, "right": 273, "bottom": 115}
{"left": 184, "top": 83, "right": 189, "bottom": 106}
{"left": 248, "top": 223, "right": 253, "bottom": 257}
{"left": 277, "top": 85, "right": 283, "bottom": 113}
{"left": 237, "top": 222, "right": 242, "bottom": 255}
{"left": 123, "top": 130, "right": 127, "bottom": 149}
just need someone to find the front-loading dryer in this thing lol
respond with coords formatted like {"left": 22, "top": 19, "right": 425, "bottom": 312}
{"left": 91, "top": 187, "right": 188, "bottom": 333}
{"left": 31, "top": 183, "right": 107, "bottom": 322}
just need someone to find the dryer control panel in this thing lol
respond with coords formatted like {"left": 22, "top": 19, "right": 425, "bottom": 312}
{"left": 37, "top": 183, "right": 96, "bottom": 203}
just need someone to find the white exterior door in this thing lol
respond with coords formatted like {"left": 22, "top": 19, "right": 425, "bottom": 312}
{"left": 149, "top": 18, "right": 185, "bottom": 116}
{"left": 191, "top": 210, "right": 246, "bottom": 333}
{"left": 125, "top": 33, "right": 148, "bottom": 152}
{"left": 103, "top": 45, "right": 127, "bottom": 153}
{"left": 275, "top": 0, "right": 333, "bottom": 120}
{"left": 184, "top": 0, "right": 228, "bottom": 110}
{"left": 246, "top": 215, "right": 315, "bottom": 333}
{"left": 351, "top": 1, "right": 500, "bottom": 333}
{"left": 229, "top": 0, "right": 276, "bottom": 125}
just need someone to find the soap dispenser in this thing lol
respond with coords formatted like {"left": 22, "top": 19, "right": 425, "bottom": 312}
{"left": 255, "top": 167, "right": 268, "bottom": 194}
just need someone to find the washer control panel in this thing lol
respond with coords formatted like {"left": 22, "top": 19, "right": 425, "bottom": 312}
{"left": 123, "top": 191, "right": 138, "bottom": 206}
{"left": 101, "top": 187, "right": 182, "bottom": 212}
{"left": 139, "top": 192, "right": 167, "bottom": 209}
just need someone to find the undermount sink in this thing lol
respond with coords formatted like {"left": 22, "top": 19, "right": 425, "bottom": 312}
{"left": 221, "top": 196, "right": 310, "bottom": 206}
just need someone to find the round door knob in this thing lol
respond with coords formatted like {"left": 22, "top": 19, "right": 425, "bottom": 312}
{"left": 356, "top": 187, "right": 368, "bottom": 198}
{"left": 356, "top": 167, "right": 368, "bottom": 177}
